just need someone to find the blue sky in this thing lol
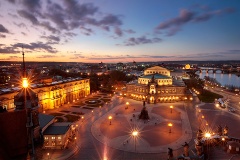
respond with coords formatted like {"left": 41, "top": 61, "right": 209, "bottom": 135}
{"left": 0, "top": 0, "right": 239, "bottom": 62}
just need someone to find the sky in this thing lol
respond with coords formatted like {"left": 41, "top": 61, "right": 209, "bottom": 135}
{"left": 0, "top": 0, "right": 240, "bottom": 63}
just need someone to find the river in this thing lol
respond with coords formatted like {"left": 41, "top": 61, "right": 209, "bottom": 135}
{"left": 197, "top": 71, "right": 240, "bottom": 88}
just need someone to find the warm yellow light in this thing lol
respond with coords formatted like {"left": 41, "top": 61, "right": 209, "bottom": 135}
{"left": 22, "top": 78, "right": 29, "bottom": 88}
{"left": 222, "top": 137, "right": 225, "bottom": 141}
{"left": 202, "top": 116, "right": 204, "bottom": 119}
{"left": 170, "top": 106, "right": 173, "bottom": 109}
{"left": 108, "top": 116, "right": 112, "bottom": 120}
{"left": 205, "top": 133, "right": 211, "bottom": 138}
{"left": 126, "top": 102, "right": 129, "bottom": 105}
{"left": 168, "top": 123, "right": 173, "bottom": 127}
{"left": 132, "top": 131, "right": 138, "bottom": 136}
{"left": 81, "top": 116, "right": 84, "bottom": 119}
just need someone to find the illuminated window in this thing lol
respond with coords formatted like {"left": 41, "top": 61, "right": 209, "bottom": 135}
{"left": 52, "top": 137, "right": 55, "bottom": 140}
{"left": 58, "top": 137, "right": 61, "bottom": 140}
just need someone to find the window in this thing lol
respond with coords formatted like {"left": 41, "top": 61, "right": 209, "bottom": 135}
{"left": 52, "top": 137, "right": 55, "bottom": 140}
{"left": 58, "top": 137, "right": 61, "bottom": 140}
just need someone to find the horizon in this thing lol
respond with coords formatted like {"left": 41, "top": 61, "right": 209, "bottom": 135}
{"left": 0, "top": 0, "right": 240, "bottom": 63}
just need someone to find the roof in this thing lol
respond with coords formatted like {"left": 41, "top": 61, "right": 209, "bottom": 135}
{"left": 43, "top": 122, "right": 71, "bottom": 135}
{"left": 39, "top": 113, "right": 55, "bottom": 129}
{"left": 140, "top": 74, "right": 171, "bottom": 79}
{"left": 145, "top": 66, "right": 169, "bottom": 71}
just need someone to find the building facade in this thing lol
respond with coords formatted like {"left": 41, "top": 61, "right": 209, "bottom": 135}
{"left": 125, "top": 66, "right": 191, "bottom": 103}
{"left": 0, "top": 78, "right": 90, "bottom": 111}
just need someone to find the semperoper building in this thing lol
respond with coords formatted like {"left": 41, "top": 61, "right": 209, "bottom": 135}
{"left": 125, "top": 66, "right": 191, "bottom": 103}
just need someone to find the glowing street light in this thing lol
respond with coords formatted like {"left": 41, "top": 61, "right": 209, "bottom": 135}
{"left": 47, "top": 153, "right": 50, "bottom": 159}
{"left": 81, "top": 116, "right": 84, "bottom": 122}
{"left": 168, "top": 123, "right": 173, "bottom": 133}
{"left": 170, "top": 106, "right": 173, "bottom": 113}
{"left": 126, "top": 102, "right": 129, "bottom": 109}
{"left": 205, "top": 133, "right": 211, "bottom": 138}
{"left": 22, "top": 78, "right": 29, "bottom": 88}
{"left": 108, "top": 116, "right": 112, "bottom": 125}
{"left": 132, "top": 131, "right": 138, "bottom": 152}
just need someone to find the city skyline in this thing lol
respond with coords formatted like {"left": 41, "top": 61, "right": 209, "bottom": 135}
{"left": 0, "top": 0, "right": 240, "bottom": 63}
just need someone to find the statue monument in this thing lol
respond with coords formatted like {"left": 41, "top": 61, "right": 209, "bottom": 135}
{"left": 139, "top": 101, "right": 149, "bottom": 120}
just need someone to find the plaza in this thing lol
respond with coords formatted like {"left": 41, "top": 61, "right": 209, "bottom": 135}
{"left": 38, "top": 92, "right": 240, "bottom": 160}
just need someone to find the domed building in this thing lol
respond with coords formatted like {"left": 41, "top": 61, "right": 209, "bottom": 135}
{"left": 125, "top": 66, "right": 191, "bottom": 103}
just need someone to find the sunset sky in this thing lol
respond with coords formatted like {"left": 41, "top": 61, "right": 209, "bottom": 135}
{"left": 0, "top": 0, "right": 240, "bottom": 63}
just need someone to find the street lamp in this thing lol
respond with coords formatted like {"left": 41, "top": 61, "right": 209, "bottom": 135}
{"left": 81, "top": 116, "right": 84, "bottom": 122}
{"left": 170, "top": 106, "right": 173, "bottom": 113}
{"left": 168, "top": 123, "right": 173, "bottom": 133}
{"left": 205, "top": 133, "right": 211, "bottom": 138}
{"left": 132, "top": 131, "right": 138, "bottom": 152}
{"left": 47, "top": 152, "right": 50, "bottom": 160}
{"left": 126, "top": 102, "right": 129, "bottom": 109}
{"left": 108, "top": 116, "right": 112, "bottom": 125}
{"left": 22, "top": 77, "right": 29, "bottom": 88}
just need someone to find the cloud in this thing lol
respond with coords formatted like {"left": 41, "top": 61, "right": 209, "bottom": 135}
{"left": 36, "top": 55, "right": 57, "bottom": 58}
{"left": 41, "top": 35, "right": 60, "bottom": 44}
{"left": 39, "top": 21, "right": 59, "bottom": 34}
{"left": 124, "top": 29, "right": 136, "bottom": 34}
{"left": 80, "top": 26, "right": 94, "bottom": 36}
{"left": 18, "top": 10, "right": 39, "bottom": 24}
{"left": 0, "top": 34, "right": 6, "bottom": 38}
{"left": 0, "top": 45, "right": 18, "bottom": 54}
{"left": 156, "top": 9, "right": 194, "bottom": 30}
{"left": 63, "top": 1, "right": 98, "bottom": 20}
{"left": 21, "top": 32, "right": 27, "bottom": 36}
{"left": 114, "top": 27, "right": 123, "bottom": 36}
{"left": 8, "top": 13, "right": 18, "bottom": 18}
{"left": 13, "top": 42, "right": 58, "bottom": 53}
{"left": 124, "top": 36, "right": 162, "bottom": 46}
{"left": 0, "top": 24, "right": 9, "bottom": 33}
{"left": 6, "top": 0, "right": 15, "bottom": 3}
{"left": 99, "top": 14, "right": 122, "bottom": 26}
{"left": 20, "top": 0, "right": 42, "bottom": 12}
{"left": 194, "top": 7, "right": 235, "bottom": 22}
{"left": 156, "top": 7, "right": 235, "bottom": 36}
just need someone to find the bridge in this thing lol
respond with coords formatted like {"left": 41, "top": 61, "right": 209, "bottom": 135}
{"left": 193, "top": 67, "right": 239, "bottom": 74}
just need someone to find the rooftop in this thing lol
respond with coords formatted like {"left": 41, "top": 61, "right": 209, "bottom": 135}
{"left": 43, "top": 122, "right": 72, "bottom": 135}
{"left": 140, "top": 74, "right": 171, "bottom": 79}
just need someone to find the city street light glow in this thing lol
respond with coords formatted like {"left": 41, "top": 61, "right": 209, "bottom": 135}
{"left": 22, "top": 78, "right": 29, "bottom": 88}
{"left": 132, "top": 131, "right": 138, "bottom": 136}
{"left": 205, "top": 133, "right": 211, "bottom": 138}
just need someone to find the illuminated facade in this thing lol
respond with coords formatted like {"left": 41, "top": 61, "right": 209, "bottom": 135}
{"left": 0, "top": 78, "right": 90, "bottom": 111}
{"left": 126, "top": 66, "right": 191, "bottom": 103}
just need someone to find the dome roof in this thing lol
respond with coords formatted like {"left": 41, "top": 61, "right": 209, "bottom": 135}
{"left": 145, "top": 66, "right": 169, "bottom": 71}
{"left": 140, "top": 74, "right": 171, "bottom": 79}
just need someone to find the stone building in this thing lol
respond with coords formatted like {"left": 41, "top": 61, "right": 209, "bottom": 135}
{"left": 125, "top": 66, "right": 191, "bottom": 103}
{"left": 0, "top": 78, "right": 90, "bottom": 111}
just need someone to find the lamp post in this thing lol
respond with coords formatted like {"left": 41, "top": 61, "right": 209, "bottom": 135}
{"left": 170, "top": 105, "right": 173, "bottom": 113}
{"left": 81, "top": 116, "right": 84, "bottom": 122}
{"left": 132, "top": 131, "right": 138, "bottom": 152}
{"left": 47, "top": 152, "right": 50, "bottom": 160}
{"left": 126, "top": 102, "right": 129, "bottom": 109}
{"left": 168, "top": 123, "right": 173, "bottom": 133}
{"left": 108, "top": 116, "right": 112, "bottom": 125}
